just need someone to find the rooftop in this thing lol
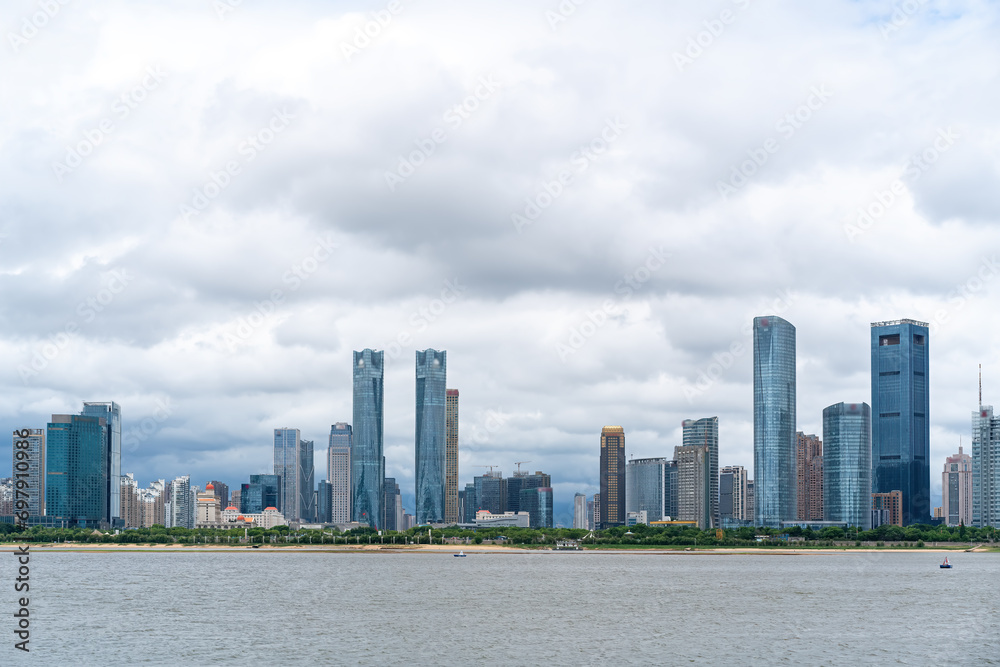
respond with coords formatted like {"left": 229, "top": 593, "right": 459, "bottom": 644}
{"left": 871, "top": 318, "right": 929, "bottom": 328}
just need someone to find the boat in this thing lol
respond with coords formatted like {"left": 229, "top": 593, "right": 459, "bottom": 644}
{"left": 453, "top": 551, "right": 467, "bottom": 558}
{"left": 940, "top": 557, "right": 952, "bottom": 569}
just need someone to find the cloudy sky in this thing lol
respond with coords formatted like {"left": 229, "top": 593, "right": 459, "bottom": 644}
{"left": 2, "top": 0, "right": 998, "bottom": 524}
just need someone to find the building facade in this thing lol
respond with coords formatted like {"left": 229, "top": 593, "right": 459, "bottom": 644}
{"left": 353, "top": 349, "right": 385, "bottom": 528}
{"left": 519, "top": 487, "right": 553, "bottom": 528}
{"left": 796, "top": 432, "right": 824, "bottom": 521}
{"left": 474, "top": 473, "right": 506, "bottom": 516}
{"left": 871, "top": 319, "right": 930, "bottom": 526}
{"left": 299, "top": 439, "right": 315, "bottom": 522}
{"left": 463, "top": 482, "right": 477, "bottom": 523}
{"left": 317, "top": 480, "right": 333, "bottom": 523}
{"left": 208, "top": 481, "right": 229, "bottom": 512}
{"left": 682, "top": 417, "right": 719, "bottom": 528}
{"left": 415, "top": 349, "right": 447, "bottom": 525}
{"left": 328, "top": 422, "right": 352, "bottom": 524}
{"left": 872, "top": 490, "right": 903, "bottom": 527}
{"left": 120, "top": 473, "right": 141, "bottom": 527}
{"left": 46, "top": 414, "right": 107, "bottom": 527}
{"left": 600, "top": 426, "right": 625, "bottom": 528}
{"left": 169, "top": 475, "right": 194, "bottom": 529}
{"left": 720, "top": 465, "right": 748, "bottom": 523}
{"left": 625, "top": 457, "right": 667, "bottom": 522}
{"left": 573, "top": 492, "right": 587, "bottom": 529}
{"left": 822, "top": 402, "right": 872, "bottom": 530}
{"left": 383, "top": 477, "right": 401, "bottom": 531}
{"left": 273, "top": 428, "right": 302, "bottom": 520}
{"left": 242, "top": 474, "right": 281, "bottom": 514}
{"left": 12, "top": 429, "right": 45, "bottom": 517}
{"left": 674, "top": 444, "right": 711, "bottom": 529}
{"left": 446, "top": 389, "right": 460, "bottom": 524}
{"left": 942, "top": 446, "right": 973, "bottom": 527}
{"left": 972, "top": 405, "right": 1000, "bottom": 528}
{"left": 753, "top": 315, "right": 797, "bottom": 527}
{"left": 82, "top": 402, "right": 121, "bottom": 524}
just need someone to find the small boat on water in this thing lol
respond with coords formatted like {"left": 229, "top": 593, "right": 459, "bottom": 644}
{"left": 453, "top": 551, "right": 466, "bottom": 557}
{"left": 940, "top": 557, "right": 952, "bottom": 569}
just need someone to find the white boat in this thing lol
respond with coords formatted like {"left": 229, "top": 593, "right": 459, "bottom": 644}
{"left": 453, "top": 551, "right": 466, "bottom": 557}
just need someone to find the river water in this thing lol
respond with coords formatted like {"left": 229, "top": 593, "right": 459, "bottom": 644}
{"left": 6, "top": 550, "right": 997, "bottom": 665}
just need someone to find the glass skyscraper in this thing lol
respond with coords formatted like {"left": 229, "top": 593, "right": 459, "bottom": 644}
{"left": 753, "top": 315, "right": 796, "bottom": 527}
{"left": 682, "top": 417, "right": 719, "bottom": 528}
{"left": 242, "top": 474, "right": 281, "bottom": 514}
{"left": 299, "top": 438, "right": 315, "bottom": 521}
{"left": 82, "top": 401, "right": 121, "bottom": 523}
{"left": 519, "top": 487, "right": 553, "bottom": 528}
{"left": 625, "top": 457, "right": 667, "bottom": 522}
{"left": 822, "top": 402, "right": 872, "bottom": 530}
{"left": 870, "top": 319, "right": 930, "bottom": 525}
{"left": 353, "top": 349, "right": 384, "bottom": 528}
{"left": 972, "top": 405, "right": 1000, "bottom": 528}
{"left": 273, "top": 428, "right": 301, "bottom": 519}
{"left": 415, "top": 349, "right": 447, "bottom": 525}
{"left": 46, "top": 414, "right": 107, "bottom": 527}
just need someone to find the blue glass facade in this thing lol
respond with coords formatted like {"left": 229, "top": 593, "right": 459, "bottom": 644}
{"left": 871, "top": 319, "right": 930, "bottom": 525}
{"left": 415, "top": 349, "right": 447, "bottom": 524}
{"left": 683, "top": 417, "right": 719, "bottom": 528}
{"left": 822, "top": 402, "right": 872, "bottom": 530}
{"left": 353, "top": 349, "right": 384, "bottom": 528}
{"left": 82, "top": 401, "right": 120, "bottom": 523}
{"left": 300, "top": 438, "right": 315, "bottom": 521}
{"left": 242, "top": 474, "right": 281, "bottom": 513}
{"left": 273, "top": 428, "right": 300, "bottom": 519}
{"left": 626, "top": 457, "right": 667, "bottom": 521}
{"left": 463, "top": 482, "right": 477, "bottom": 523}
{"left": 519, "top": 487, "right": 553, "bottom": 528}
{"left": 474, "top": 474, "right": 506, "bottom": 515}
{"left": 46, "top": 414, "right": 107, "bottom": 527}
{"left": 753, "top": 315, "right": 796, "bottom": 527}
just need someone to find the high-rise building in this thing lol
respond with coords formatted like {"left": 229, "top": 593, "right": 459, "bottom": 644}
{"left": 505, "top": 476, "right": 524, "bottom": 514}
{"left": 299, "top": 439, "right": 315, "bottom": 521}
{"left": 120, "top": 473, "right": 141, "bottom": 528}
{"left": 12, "top": 429, "right": 45, "bottom": 517}
{"left": 871, "top": 319, "right": 930, "bottom": 526}
{"left": 823, "top": 402, "right": 872, "bottom": 530}
{"left": 746, "top": 479, "right": 755, "bottom": 522}
{"left": 871, "top": 490, "right": 903, "bottom": 527}
{"left": 519, "top": 487, "right": 553, "bottom": 528}
{"left": 474, "top": 473, "right": 506, "bottom": 516}
{"left": 600, "top": 426, "right": 625, "bottom": 528}
{"left": 208, "top": 481, "right": 229, "bottom": 512}
{"left": 229, "top": 488, "right": 241, "bottom": 514}
{"left": 415, "top": 349, "right": 447, "bottom": 525}
{"left": 753, "top": 315, "right": 797, "bottom": 528}
{"left": 317, "top": 480, "right": 332, "bottom": 523}
{"left": 328, "top": 422, "right": 352, "bottom": 524}
{"left": 353, "top": 349, "right": 384, "bottom": 528}
{"left": 796, "top": 432, "right": 824, "bottom": 521}
{"left": 720, "top": 465, "right": 748, "bottom": 523}
{"left": 587, "top": 496, "right": 595, "bottom": 529}
{"left": 169, "top": 475, "right": 194, "bottom": 529}
{"left": 682, "top": 417, "right": 719, "bottom": 528}
{"left": 942, "top": 446, "right": 973, "bottom": 527}
{"left": 463, "top": 482, "right": 477, "bottom": 523}
{"left": 625, "top": 458, "right": 667, "bottom": 522}
{"left": 242, "top": 474, "right": 281, "bottom": 514}
{"left": 664, "top": 460, "right": 678, "bottom": 520}
{"left": 383, "top": 477, "right": 400, "bottom": 531}
{"left": 573, "top": 492, "right": 587, "bottom": 529}
{"left": 81, "top": 402, "right": 121, "bottom": 524}
{"left": 274, "top": 428, "right": 307, "bottom": 520}
{"left": 593, "top": 492, "right": 601, "bottom": 527}
{"left": 46, "top": 414, "right": 107, "bottom": 527}
{"left": 972, "top": 405, "right": 1000, "bottom": 528}
{"left": 445, "top": 389, "right": 460, "bottom": 524}
{"left": 674, "top": 444, "right": 711, "bottom": 529}
{"left": 140, "top": 479, "right": 166, "bottom": 527}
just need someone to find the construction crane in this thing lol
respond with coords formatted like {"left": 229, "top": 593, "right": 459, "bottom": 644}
{"left": 513, "top": 461, "right": 533, "bottom": 476}
{"left": 474, "top": 465, "right": 501, "bottom": 476}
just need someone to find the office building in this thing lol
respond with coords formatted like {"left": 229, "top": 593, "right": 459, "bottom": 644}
{"left": 626, "top": 457, "right": 668, "bottom": 522}
{"left": 353, "top": 349, "right": 385, "bottom": 528}
{"left": 574, "top": 492, "right": 587, "bottom": 529}
{"left": 208, "top": 481, "right": 229, "bottom": 512}
{"left": 746, "top": 480, "right": 755, "bottom": 522}
{"left": 587, "top": 496, "right": 595, "bottom": 529}
{"left": 942, "top": 446, "right": 973, "bottom": 527}
{"left": 823, "top": 402, "right": 872, "bottom": 530}
{"left": 683, "top": 417, "right": 719, "bottom": 527}
{"left": 300, "top": 439, "right": 315, "bottom": 521}
{"left": 871, "top": 319, "right": 930, "bottom": 525}
{"left": 872, "top": 490, "right": 903, "bottom": 527}
{"left": 46, "top": 414, "right": 107, "bottom": 527}
{"left": 81, "top": 402, "right": 121, "bottom": 524}
{"left": 796, "top": 432, "right": 824, "bottom": 521}
{"left": 463, "top": 482, "right": 477, "bottom": 523}
{"left": 600, "top": 426, "right": 625, "bottom": 528}
{"left": 317, "top": 480, "right": 332, "bottom": 524}
{"left": 446, "top": 389, "right": 460, "bottom": 524}
{"left": 474, "top": 510, "right": 530, "bottom": 528}
{"left": 242, "top": 474, "right": 281, "bottom": 514}
{"left": 474, "top": 473, "right": 506, "bottom": 515}
{"left": 229, "top": 488, "right": 241, "bottom": 515}
{"left": 274, "top": 428, "right": 312, "bottom": 520}
{"left": 505, "top": 475, "right": 524, "bottom": 514}
{"left": 12, "top": 429, "right": 45, "bottom": 517}
{"left": 169, "top": 475, "right": 194, "bottom": 529}
{"left": 972, "top": 405, "right": 1000, "bottom": 528}
{"left": 664, "top": 460, "right": 678, "bottom": 520}
{"left": 519, "top": 487, "right": 553, "bottom": 528}
{"left": 328, "top": 422, "right": 352, "bottom": 524}
{"left": 674, "top": 444, "right": 711, "bottom": 529}
{"left": 753, "top": 315, "right": 797, "bottom": 528}
{"left": 383, "top": 477, "right": 401, "bottom": 530}
{"left": 720, "top": 465, "right": 748, "bottom": 523}
{"left": 593, "top": 492, "right": 601, "bottom": 526}
{"left": 415, "top": 349, "right": 447, "bottom": 525}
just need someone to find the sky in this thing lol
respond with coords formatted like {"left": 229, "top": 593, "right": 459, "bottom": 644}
{"left": 2, "top": 0, "right": 999, "bottom": 525}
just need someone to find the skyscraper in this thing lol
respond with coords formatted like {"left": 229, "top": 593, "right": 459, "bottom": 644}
{"left": 463, "top": 482, "right": 477, "bottom": 523}
{"left": 415, "top": 349, "right": 447, "bottom": 525}
{"left": 942, "top": 446, "right": 973, "bottom": 527}
{"left": 12, "top": 429, "right": 45, "bottom": 517}
{"left": 445, "top": 389, "right": 460, "bottom": 524}
{"left": 46, "top": 414, "right": 107, "bottom": 527}
{"left": 208, "top": 481, "right": 229, "bottom": 512}
{"left": 753, "top": 315, "right": 796, "bottom": 527}
{"left": 299, "top": 438, "right": 315, "bottom": 521}
{"left": 664, "top": 460, "right": 678, "bottom": 520}
{"left": 600, "top": 426, "right": 625, "bottom": 528}
{"left": 383, "top": 477, "right": 400, "bottom": 531}
{"left": 573, "top": 492, "right": 587, "bottom": 529}
{"left": 273, "top": 428, "right": 302, "bottom": 520}
{"left": 972, "top": 405, "right": 1000, "bottom": 528}
{"left": 328, "top": 422, "right": 352, "bottom": 524}
{"left": 682, "top": 417, "right": 719, "bottom": 528}
{"left": 317, "top": 479, "right": 332, "bottom": 523}
{"left": 720, "top": 465, "right": 748, "bottom": 523}
{"left": 625, "top": 457, "right": 667, "bottom": 522}
{"left": 871, "top": 319, "right": 930, "bottom": 526}
{"left": 822, "top": 402, "right": 872, "bottom": 530}
{"left": 519, "top": 487, "right": 553, "bottom": 528}
{"left": 120, "top": 473, "right": 141, "bottom": 527}
{"left": 169, "top": 475, "right": 194, "bottom": 529}
{"left": 353, "top": 349, "right": 384, "bottom": 528}
{"left": 674, "top": 444, "right": 711, "bottom": 529}
{"left": 82, "top": 401, "right": 121, "bottom": 524}
{"left": 474, "top": 473, "right": 506, "bottom": 515}
{"left": 242, "top": 474, "right": 281, "bottom": 514}
{"left": 796, "top": 432, "right": 824, "bottom": 521}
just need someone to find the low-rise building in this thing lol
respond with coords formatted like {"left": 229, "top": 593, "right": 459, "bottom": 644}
{"left": 473, "top": 510, "right": 530, "bottom": 528}
{"left": 219, "top": 506, "right": 287, "bottom": 529}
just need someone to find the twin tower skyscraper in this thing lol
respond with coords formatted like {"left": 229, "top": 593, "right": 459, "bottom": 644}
{"left": 352, "top": 348, "right": 454, "bottom": 529}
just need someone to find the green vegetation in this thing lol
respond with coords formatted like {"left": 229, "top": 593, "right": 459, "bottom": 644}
{"left": 0, "top": 521, "right": 995, "bottom": 548}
